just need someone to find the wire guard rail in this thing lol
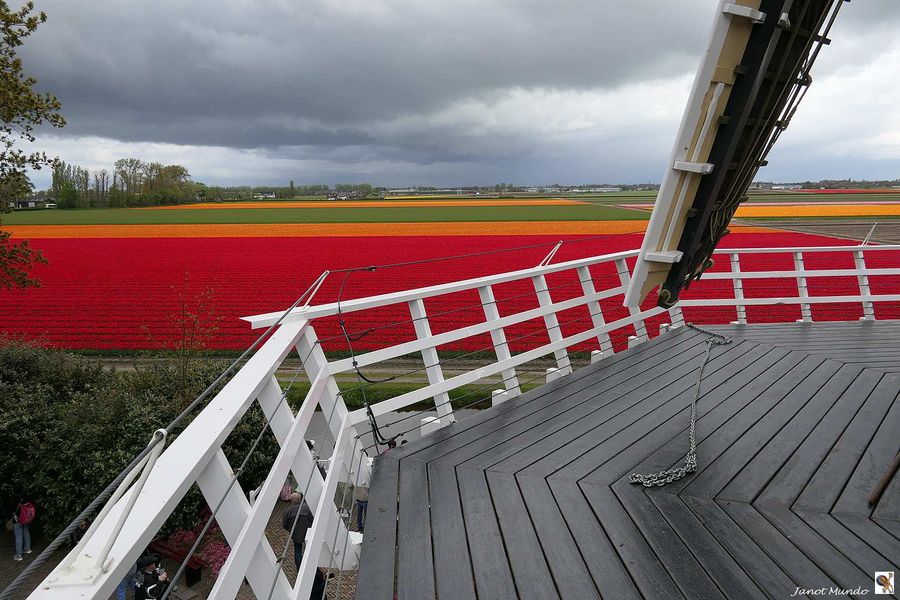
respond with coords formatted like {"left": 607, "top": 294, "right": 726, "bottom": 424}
{"left": 14, "top": 243, "right": 900, "bottom": 600}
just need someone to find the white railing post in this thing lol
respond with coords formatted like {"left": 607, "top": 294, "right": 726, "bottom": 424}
{"left": 616, "top": 258, "right": 649, "bottom": 341}
{"left": 853, "top": 249, "right": 876, "bottom": 320}
{"left": 408, "top": 299, "right": 456, "bottom": 424}
{"left": 296, "top": 416, "right": 354, "bottom": 599}
{"left": 668, "top": 305, "right": 686, "bottom": 328}
{"left": 576, "top": 266, "right": 614, "bottom": 355}
{"left": 793, "top": 252, "right": 813, "bottom": 322}
{"left": 477, "top": 285, "right": 522, "bottom": 397}
{"left": 730, "top": 252, "right": 748, "bottom": 324}
{"left": 296, "top": 327, "right": 348, "bottom": 438}
{"left": 531, "top": 274, "right": 573, "bottom": 374}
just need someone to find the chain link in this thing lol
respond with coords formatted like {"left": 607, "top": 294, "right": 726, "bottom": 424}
{"left": 629, "top": 323, "right": 732, "bottom": 487}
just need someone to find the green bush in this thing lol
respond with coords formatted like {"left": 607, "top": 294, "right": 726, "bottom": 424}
{"left": 0, "top": 341, "right": 281, "bottom": 538}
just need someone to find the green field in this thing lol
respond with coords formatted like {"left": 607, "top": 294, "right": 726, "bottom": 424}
{"left": 3, "top": 204, "right": 648, "bottom": 225}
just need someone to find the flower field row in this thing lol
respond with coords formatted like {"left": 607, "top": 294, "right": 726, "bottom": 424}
{"left": 139, "top": 198, "right": 587, "bottom": 210}
{"left": 3, "top": 222, "right": 778, "bottom": 239}
{"left": 734, "top": 203, "right": 900, "bottom": 218}
{"left": 0, "top": 231, "right": 897, "bottom": 352}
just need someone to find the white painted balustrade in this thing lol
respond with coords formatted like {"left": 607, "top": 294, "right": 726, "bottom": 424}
{"left": 27, "top": 244, "right": 900, "bottom": 600}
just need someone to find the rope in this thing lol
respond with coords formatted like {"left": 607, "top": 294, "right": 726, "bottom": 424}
{"left": 629, "top": 323, "right": 731, "bottom": 487}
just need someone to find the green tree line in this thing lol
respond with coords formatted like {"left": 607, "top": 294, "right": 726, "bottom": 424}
{"left": 51, "top": 158, "right": 203, "bottom": 208}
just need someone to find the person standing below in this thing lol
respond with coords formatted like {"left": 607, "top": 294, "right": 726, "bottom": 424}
{"left": 7, "top": 494, "right": 35, "bottom": 561}
{"left": 281, "top": 493, "right": 328, "bottom": 599}
{"left": 281, "top": 493, "right": 314, "bottom": 571}
{"left": 353, "top": 482, "right": 369, "bottom": 533}
{"left": 134, "top": 554, "right": 168, "bottom": 600}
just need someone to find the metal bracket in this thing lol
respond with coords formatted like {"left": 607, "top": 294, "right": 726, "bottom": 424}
{"left": 778, "top": 12, "right": 792, "bottom": 29}
{"left": 673, "top": 161, "right": 714, "bottom": 175}
{"left": 722, "top": 3, "right": 766, "bottom": 24}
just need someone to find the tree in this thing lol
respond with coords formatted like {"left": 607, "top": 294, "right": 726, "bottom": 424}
{"left": 1, "top": 1, "right": 64, "bottom": 287}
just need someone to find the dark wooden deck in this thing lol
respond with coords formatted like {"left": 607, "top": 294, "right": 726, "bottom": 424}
{"left": 357, "top": 321, "right": 900, "bottom": 599}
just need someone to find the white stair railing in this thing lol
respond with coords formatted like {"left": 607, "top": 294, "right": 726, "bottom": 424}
{"left": 27, "top": 243, "right": 900, "bottom": 600}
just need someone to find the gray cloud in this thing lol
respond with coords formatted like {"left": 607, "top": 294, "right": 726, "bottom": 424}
{"left": 18, "top": 0, "right": 900, "bottom": 186}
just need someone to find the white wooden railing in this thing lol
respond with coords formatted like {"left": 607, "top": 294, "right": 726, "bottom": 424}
{"left": 27, "top": 244, "right": 900, "bottom": 600}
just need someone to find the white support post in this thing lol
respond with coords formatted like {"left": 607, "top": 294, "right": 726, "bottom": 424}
{"left": 296, "top": 327, "right": 348, "bottom": 439}
{"left": 420, "top": 416, "right": 443, "bottom": 436}
{"left": 793, "top": 252, "right": 813, "bottom": 322}
{"left": 545, "top": 367, "right": 564, "bottom": 383}
{"left": 196, "top": 451, "right": 293, "bottom": 600}
{"left": 853, "top": 250, "right": 876, "bottom": 320}
{"left": 256, "top": 377, "right": 349, "bottom": 525}
{"left": 209, "top": 374, "right": 352, "bottom": 599}
{"left": 478, "top": 285, "right": 521, "bottom": 396}
{"left": 577, "top": 266, "right": 614, "bottom": 354}
{"left": 627, "top": 335, "right": 640, "bottom": 349}
{"left": 532, "top": 275, "right": 573, "bottom": 374}
{"left": 616, "top": 259, "right": 649, "bottom": 340}
{"left": 295, "top": 417, "right": 354, "bottom": 599}
{"left": 668, "top": 305, "right": 686, "bottom": 328}
{"left": 730, "top": 252, "right": 748, "bottom": 324}
{"left": 408, "top": 299, "right": 456, "bottom": 423}
{"left": 491, "top": 389, "right": 510, "bottom": 407}
{"left": 590, "top": 350, "right": 604, "bottom": 364}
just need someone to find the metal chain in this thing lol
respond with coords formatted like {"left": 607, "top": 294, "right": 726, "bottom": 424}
{"left": 629, "top": 323, "right": 731, "bottom": 487}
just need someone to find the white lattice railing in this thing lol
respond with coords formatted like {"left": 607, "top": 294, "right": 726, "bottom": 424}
{"left": 27, "top": 243, "right": 900, "bottom": 600}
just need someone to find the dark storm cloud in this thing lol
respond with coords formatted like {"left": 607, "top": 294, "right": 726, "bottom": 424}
{"left": 22, "top": 0, "right": 709, "bottom": 147}
{"left": 17, "top": 0, "right": 900, "bottom": 185}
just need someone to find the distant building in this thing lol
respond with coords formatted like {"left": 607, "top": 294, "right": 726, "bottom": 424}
{"left": 253, "top": 191, "right": 277, "bottom": 199}
{"left": 771, "top": 184, "right": 802, "bottom": 190}
{"left": 8, "top": 198, "right": 52, "bottom": 209}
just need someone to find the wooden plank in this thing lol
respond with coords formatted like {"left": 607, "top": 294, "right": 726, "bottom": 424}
{"left": 486, "top": 473, "right": 563, "bottom": 600}
{"left": 548, "top": 480, "right": 642, "bottom": 600}
{"left": 411, "top": 330, "right": 711, "bottom": 470}
{"left": 795, "top": 510, "right": 900, "bottom": 580}
{"left": 717, "top": 363, "right": 858, "bottom": 503}
{"left": 649, "top": 492, "right": 764, "bottom": 599}
{"left": 796, "top": 371, "right": 893, "bottom": 512}
{"left": 396, "top": 459, "right": 435, "bottom": 599}
{"left": 681, "top": 495, "right": 798, "bottom": 596}
{"left": 613, "top": 484, "right": 726, "bottom": 600}
{"left": 596, "top": 345, "right": 796, "bottom": 489}
{"left": 679, "top": 354, "right": 828, "bottom": 499}
{"left": 723, "top": 502, "right": 840, "bottom": 592}
{"left": 514, "top": 474, "right": 599, "bottom": 599}
{"left": 834, "top": 513, "right": 900, "bottom": 565}
{"left": 753, "top": 501, "right": 871, "bottom": 592}
{"left": 832, "top": 374, "right": 900, "bottom": 514}
{"left": 492, "top": 340, "right": 764, "bottom": 478}
{"left": 356, "top": 456, "right": 400, "bottom": 600}
{"left": 389, "top": 328, "right": 705, "bottom": 463}
{"left": 449, "top": 334, "right": 715, "bottom": 473}
{"left": 455, "top": 466, "right": 518, "bottom": 597}
{"left": 427, "top": 464, "right": 477, "bottom": 600}
{"left": 755, "top": 370, "right": 881, "bottom": 507}
{"left": 569, "top": 344, "right": 790, "bottom": 484}
{"left": 579, "top": 483, "right": 685, "bottom": 600}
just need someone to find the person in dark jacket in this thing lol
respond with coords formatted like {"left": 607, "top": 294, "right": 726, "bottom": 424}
{"left": 281, "top": 492, "right": 328, "bottom": 599}
{"left": 134, "top": 554, "right": 168, "bottom": 600}
{"left": 282, "top": 493, "right": 314, "bottom": 571}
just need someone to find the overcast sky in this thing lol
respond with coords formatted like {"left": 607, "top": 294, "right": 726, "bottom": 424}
{"left": 18, "top": 0, "right": 900, "bottom": 188}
